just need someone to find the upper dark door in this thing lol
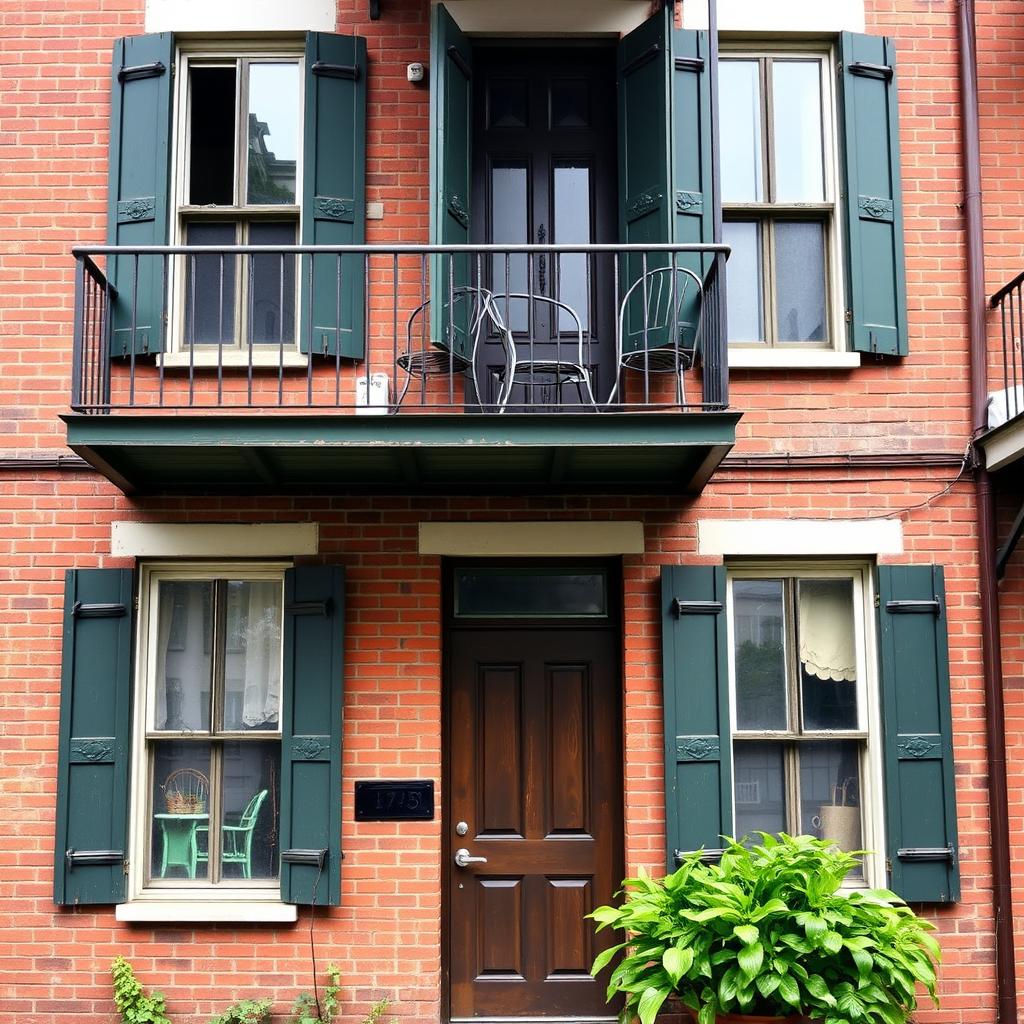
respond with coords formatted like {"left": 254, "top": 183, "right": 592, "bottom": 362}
{"left": 472, "top": 47, "right": 618, "bottom": 404}
{"left": 447, "top": 626, "right": 623, "bottom": 1020}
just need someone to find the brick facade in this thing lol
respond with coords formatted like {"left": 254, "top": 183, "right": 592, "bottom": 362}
{"left": 1, "top": 0, "right": 1022, "bottom": 1021}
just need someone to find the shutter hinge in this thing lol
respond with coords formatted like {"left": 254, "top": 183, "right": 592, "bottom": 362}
{"left": 886, "top": 598, "right": 941, "bottom": 615}
{"left": 671, "top": 598, "right": 723, "bottom": 617}
{"left": 885, "top": 856, "right": 892, "bottom": 876}
{"left": 874, "top": 593, "right": 880, "bottom": 608}
{"left": 123, "top": 859, "right": 130, "bottom": 876}
{"left": 72, "top": 601, "right": 127, "bottom": 619}
{"left": 286, "top": 599, "right": 332, "bottom": 617}
{"left": 133, "top": 595, "right": 140, "bottom": 612}
{"left": 845, "top": 309, "right": 853, "bottom": 324}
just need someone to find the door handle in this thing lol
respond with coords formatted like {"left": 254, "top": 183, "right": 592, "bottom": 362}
{"left": 454, "top": 847, "right": 488, "bottom": 868}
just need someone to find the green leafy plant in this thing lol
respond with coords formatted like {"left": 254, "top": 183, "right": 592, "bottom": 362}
{"left": 289, "top": 965, "right": 342, "bottom": 1024}
{"left": 590, "top": 834, "right": 941, "bottom": 1024}
{"left": 111, "top": 956, "right": 172, "bottom": 1024}
{"left": 208, "top": 997, "right": 273, "bottom": 1024}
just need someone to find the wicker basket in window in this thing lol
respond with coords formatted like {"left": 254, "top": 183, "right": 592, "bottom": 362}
{"left": 162, "top": 767, "right": 209, "bottom": 814}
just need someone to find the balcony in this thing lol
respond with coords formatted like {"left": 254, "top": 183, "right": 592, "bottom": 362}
{"left": 981, "top": 273, "right": 1024, "bottom": 474}
{"left": 64, "top": 243, "right": 739, "bottom": 495}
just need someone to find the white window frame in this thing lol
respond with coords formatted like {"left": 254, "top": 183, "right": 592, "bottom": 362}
{"left": 725, "top": 561, "right": 886, "bottom": 888}
{"left": 165, "top": 39, "right": 306, "bottom": 367}
{"left": 119, "top": 560, "right": 296, "bottom": 922}
{"left": 720, "top": 42, "right": 851, "bottom": 366}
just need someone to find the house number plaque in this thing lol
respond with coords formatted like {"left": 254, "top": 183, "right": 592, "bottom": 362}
{"left": 354, "top": 780, "right": 434, "bottom": 821}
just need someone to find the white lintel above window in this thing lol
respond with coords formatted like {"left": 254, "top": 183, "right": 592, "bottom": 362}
{"left": 146, "top": 0, "right": 334, "bottom": 33}
{"left": 683, "top": 0, "right": 865, "bottom": 33}
{"left": 698, "top": 518, "right": 903, "bottom": 557}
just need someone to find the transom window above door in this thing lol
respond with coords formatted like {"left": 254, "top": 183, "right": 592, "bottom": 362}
{"left": 720, "top": 51, "right": 841, "bottom": 350}
{"left": 174, "top": 49, "right": 302, "bottom": 350}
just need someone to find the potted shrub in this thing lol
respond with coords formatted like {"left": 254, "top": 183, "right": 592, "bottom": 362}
{"left": 589, "top": 833, "right": 941, "bottom": 1024}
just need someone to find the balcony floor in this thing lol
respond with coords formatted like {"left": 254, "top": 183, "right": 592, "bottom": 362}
{"left": 62, "top": 411, "right": 741, "bottom": 495}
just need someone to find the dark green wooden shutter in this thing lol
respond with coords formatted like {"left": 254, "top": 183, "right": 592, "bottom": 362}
{"left": 877, "top": 565, "right": 960, "bottom": 902}
{"left": 661, "top": 566, "right": 732, "bottom": 870}
{"left": 280, "top": 566, "right": 345, "bottom": 905}
{"left": 429, "top": 4, "right": 473, "bottom": 359}
{"left": 301, "top": 33, "right": 367, "bottom": 359}
{"left": 54, "top": 569, "right": 134, "bottom": 905}
{"left": 107, "top": 34, "right": 174, "bottom": 357}
{"left": 838, "top": 33, "right": 908, "bottom": 357}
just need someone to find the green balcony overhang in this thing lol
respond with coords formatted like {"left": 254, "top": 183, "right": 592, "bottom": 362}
{"left": 62, "top": 411, "right": 740, "bottom": 495}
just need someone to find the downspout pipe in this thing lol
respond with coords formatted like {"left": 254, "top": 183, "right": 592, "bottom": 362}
{"left": 957, "top": 1, "right": 1017, "bottom": 1020}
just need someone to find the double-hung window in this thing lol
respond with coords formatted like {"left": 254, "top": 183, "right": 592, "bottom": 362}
{"left": 720, "top": 50, "right": 841, "bottom": 350}
{"left": 135, "top": 566, "right": 284, "bottom": 894}
{"left": 173, "top": 47, "right": 302, "bottom": 351}
{"left": 727, "top": 566, "right": 882, "bottom": 884}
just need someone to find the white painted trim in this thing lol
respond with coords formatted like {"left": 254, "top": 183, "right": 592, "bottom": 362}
{"left": 111, "top": 522, "right": 318, "bottom": 558}
{"left": 160, "top": 351, "right": 309, "bottom": 370}
{"left": 729, "top": 349, "right": 861, "bottom": 370}
{"left": 117, "top": 899, "right": 297, "bottom": 923}
{"left": 980, "top": 416, "right": 1024, "bottom": 472}
{"left": 437, "top": 0, "right": 650, "bottom": 36}
{"left": 146, "top": 0, "right": 334, "bottom": 33}
{"left": 698, "top": 518, "right": 903, "bottom": 557}
{"left": 684, "top": 0, "right": 865, "bottom": 33}
{"left": 418, "top": 521, "right": 645, "bottom": 556}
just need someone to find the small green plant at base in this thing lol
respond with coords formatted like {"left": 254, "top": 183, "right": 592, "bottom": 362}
{"left": 208, "top": 997, "right": 273, "bottom": 1024}
{"left": 111, "top": 956, "right": 172, "bottom": 1024}
{"left": 589, "top": 833, "right": 941, "bottom": 1024}
{"left": 289, "top": 964, "right": 342, "bottom": 1024}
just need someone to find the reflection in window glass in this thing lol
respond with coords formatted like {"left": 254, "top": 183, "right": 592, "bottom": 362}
{"left": 734, "top": 741, "right": 786, "bottom": 841}
{"left": 722, "top": 221, "right": 763, "bottom": 343}
{"left": 719, "top": 60, "right": 763, "bottom": 203}
{"left": 554, "top": 165, "right": 591, "bottom": 332}
{"left": 189, "top": 66, "right": 236, "bottom": 205}
{"left": 772, "top": 61, "right": 825, "bottom": 203}
{"left": 222, "top": 580, "right": 283, "bottom": 731}
{"left": 150, "top": 742, "right": 212, "bottom": 881}
{"left": 155, "top": 580, "right": 214, "bottom": 731}
{"left": 491, "top": 165, "right": 529, "bottom": 332}
{"left": 248, "top": 222, "right": 297, "bottom": 345}
{"left": 775, "top": 221, "right": 827, "bottom": 343}
{"left": 218, "top": 740, "right": 279, "bottom": 880}
{"left": 733, "top": 579, "right": 787, "bottom": 730}
{"left": 247, "top": 62, "right": 300, "bottom": 205}
{"left": 799, "top": 740, "right": 863, "bottom": 877}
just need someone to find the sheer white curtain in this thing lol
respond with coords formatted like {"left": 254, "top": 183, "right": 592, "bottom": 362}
{"left": 241, "top": 581, "right": 281, "bottom": 728}
{"left": 798, "top": 580, "right": 856, "bottom": 683}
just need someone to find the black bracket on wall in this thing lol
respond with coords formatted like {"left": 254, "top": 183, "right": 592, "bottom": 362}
{"left": 370, "top": 0, "right": 380, "bottom": 18}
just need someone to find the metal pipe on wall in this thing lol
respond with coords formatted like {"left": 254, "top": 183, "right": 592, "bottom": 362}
{"left": 957, "top": 0, "right": 1018, "bottom": 1019}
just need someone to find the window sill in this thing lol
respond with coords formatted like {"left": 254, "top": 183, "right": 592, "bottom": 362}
{"left": 728, "top": 349, "right": 862, "bottom": 370}
{"left": 116, "top": 898, "right": 298, "bottom": 923}
{"left": 160, "top": 350, "right": 309, "bottom": 371}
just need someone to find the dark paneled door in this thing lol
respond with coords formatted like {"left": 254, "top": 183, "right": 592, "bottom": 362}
{"left": 472, "top": 47, "right": 618, "bottom": 404}
{"left": 447, "top": 628, "right": 623, "bottom": 1019}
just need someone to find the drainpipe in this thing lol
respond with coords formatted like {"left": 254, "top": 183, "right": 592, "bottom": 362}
{"left": 957, "top": 1, "right": 1017, "bottom": 1020}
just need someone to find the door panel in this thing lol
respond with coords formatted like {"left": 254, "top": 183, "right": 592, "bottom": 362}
{"left": 448, "top": 628, "right": 623, "bottom": 1020}
{"left": 472, "top": 48, "right": 617, "bottom": 404}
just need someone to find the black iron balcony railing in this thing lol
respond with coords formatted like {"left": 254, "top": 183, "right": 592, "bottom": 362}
{"left": 990, "top": 271, "right": 1024, "bottom": 428}
{"left": 71, "top": 243, "right": 729, "bottom": 416}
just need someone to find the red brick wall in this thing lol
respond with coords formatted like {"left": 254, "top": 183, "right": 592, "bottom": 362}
{"left": 0, "top": 0, "right": 1020, "bottom": 1020}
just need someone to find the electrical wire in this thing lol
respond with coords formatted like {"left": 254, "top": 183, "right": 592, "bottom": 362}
{"left": 308, "top": 855, "right": 325, "bottom": 1022}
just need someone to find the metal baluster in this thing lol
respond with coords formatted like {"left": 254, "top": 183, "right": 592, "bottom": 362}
{"left": 187, "top": 253, "right": 196, "bottom": 407}
{"left": 101, "top": 267, "right": 112, "bottom": 411}
{"left": 419, "top": 254, "right": 428, "bottom": 405}
{"left": 158, "top": 254, "right": 167, "bottom": 408}
{"left": 585, "top": 251, "right": 594, "bottom": 407}
{"left": 129, "top": 254, "right": 139, "bottom": 406}
{"left": 671, "top": 251, "right": 681, "bottom": 408}
{"left": 71, "top": 257, "right": 85, "bottom": 410}
{"left": 217, "top": 252, "right": 225, "bottom": 407}
{"left": 247, "top": 251, "right": 255, "bottom": 407}
{"left": 391, "top": 252, "right": 399, "bottom": 412}
{"left": 278, "top": 252, "right": 286, "bottom": 406}
{"left": 306, "top": 253, "right": 314, "bottom": 406}
{"left": 335, "top": 253, "right": 343, "bottom": 407}
{"left": 641, "top": 251, "right": 650, "bottom": 405}
{"left": 362, "top": 253, "right": 370, "bottom": 411}
{"left": 447, "top": 252, "right": 456, "bottom": 407}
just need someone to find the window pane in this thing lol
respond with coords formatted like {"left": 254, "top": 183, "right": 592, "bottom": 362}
{"left": 800, "top": 740, "right": 864, "bottom": 878}
{"left": 798, "top": 578, "right": 859, "bottom": 730}
{"left": 247, "top": 62, "right": 300, "bottom": 205}
{"left": 772, "top": 60, "right": 825, "bottom": 202}
{"left": 490, "top": 164, "right": 529, "bottom": 332}
{"left": 722, "top": 221, "right": 764, "bottom": 343}
{"left": 248, "top": 222, "right": 297, "bottom": 345}
{"left": 719, "top": 60, "right": 763, "bottom": 202}
{"left": 219, "top": 740, "right": 280, "bottom": 881}
{"left": 554, "top": 164, "right": 590, "bottom": 332}
{"left": 774, "top": 221, "right": 827, "bottom": 343}
{"left": 222, "top": 580, "right": 283, "bottom": 731}
{"left": 734, "top": 741, "right": 786, "bottom": 841}
{"left": 150, "top": 742, "right": 212, "bottom": 881}
{"left": 454, "top": 569, "right": 607, "bottom": 618}
{"left": 155, "top": 580, "right": 213, "bottom": 731}
{"left": 189, "top": 66, "right": 236, "bottom": 206}
{"left": 184, "top": 222, "right": 237, "bottom": 346}
{"left": 732, "top": 579, "right": 787, "bottom": 730}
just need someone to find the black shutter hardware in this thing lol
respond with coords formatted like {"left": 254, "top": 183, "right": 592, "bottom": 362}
{"left": 311, "top": 61, "right": 361, "bottom": 81}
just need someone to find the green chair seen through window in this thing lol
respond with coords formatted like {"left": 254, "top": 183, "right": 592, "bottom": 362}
{"left": 195, "top": 789, "right": 268, "bottom": 879}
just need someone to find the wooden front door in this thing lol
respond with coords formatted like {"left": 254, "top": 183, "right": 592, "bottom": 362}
{"left": 447, "top": 626, "right": 623, "bottom": 1020}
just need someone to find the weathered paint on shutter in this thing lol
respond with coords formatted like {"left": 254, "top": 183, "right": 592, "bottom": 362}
{"left": 107, "top": 34, "right": 174, "bottom": 357}
{"left": 838, "top": 33, "right": 908, "bottom": 357}
{"left": 661, "top": 565, "right": 732, "bottom": 870}
{"left": 300, "top": 33, "right": 367, "bottom": 359}
{"left": 279, "top": 566, "right": 345, "bottom": 906}
{"left": 877, "top": 565, "right": 960, "bottom": 902}
{"left": 429, "top": 4, "right": 473, "bottom": 359}
{"left": 54, "top": 569, "right": 134, "bottom": 905}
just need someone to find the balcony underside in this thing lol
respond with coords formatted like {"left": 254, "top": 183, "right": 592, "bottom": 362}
{"left": 63, "top": 412, "right": 740, "bottom": 495}
{"left": 978, "top": 411, "right": 1024, "bottom": 474}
